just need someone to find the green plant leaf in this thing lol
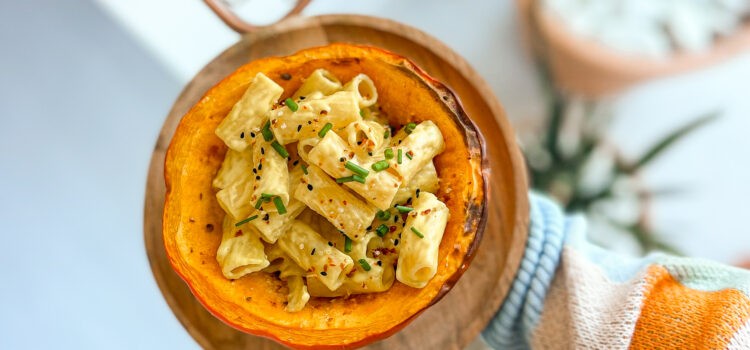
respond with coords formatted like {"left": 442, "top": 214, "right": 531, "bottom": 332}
{"left": 620, "top": 112, "right": 719, "bottom": 174}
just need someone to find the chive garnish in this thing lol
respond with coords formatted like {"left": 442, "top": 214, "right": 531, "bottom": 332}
{"left": 359, "top": 109, "right": 365, "bottom": 117}
{"left": 405, "top": 122, "right": 417, "bottom": 134}
{"left": 262, "top": 121, "right": 273, "bottom": 141}
{"left": 405, "top": 151, "right": 413, "bottom": 160}
{"left": 261, "top": 193, "right": 275, "bottom": 199}
{"left": 344, "top": 236, "right": 352, "bottom": 253}
{"left": 358, "top": 259, "right": 372, "bottom": 271}
{"left": 271, "top": 141, "right": 289, "bottom": 158}
{"left": 336, "top": 175, "right": 366, "bottom": 184}
{"left": 376, "top": 210, "right": 391, "bottom": 221}
{"left": 345, "top": 161, "right": 369, "bottom": 177}
{"left": 396, "top": 205, "right": 413, "bottom": 213}
{"left": 384, "top": 148, "right": 394, "bottom": 159}
{"left": 384, "top": 129, "right": 390, "bottom": 139}
{"left": 411, "top": 227, "right": 424, "bottom": 238}
{"left": 273, "top": 196, "right": 287, "bottom": 214}
{"left": 285, "top": 98, "right": 298, "bottom": 112}
{"left": 376, "top": 224, "right": 388, "bottom": 237}
{"left": 301, "top": 164, "right": 308, "bottom": 175}
{"left": 318, "top": 122, "right": 333, "bottom": 138}
{"left": 235, "top": 215, "right": 258, "bottom": 227}
{"left": 371, "top": 160, "right": 390, "bottom": 172}
{"left": 254, "top": 198, "right": 265, "bottom": 209}
{"left": 397, "top": 149, "right": 403, "bottom": 164}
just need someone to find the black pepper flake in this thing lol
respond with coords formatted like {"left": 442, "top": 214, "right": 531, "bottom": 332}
{"left": 328, "top": 241, "right": 333, "bottom": 246}
{"left": 255, "top": 175, "right": 261, "bottom": 180}
{"left": 297, "top": 125, "right": 302, "bottom": 132}
{"left": 205, "top": 224, "right": 214, "bottom": 232}
{"left": 307, "top": 184, "right": 313, "bottom": 191}
{"left": 260, "top": 147, "right": 265, "bottom": 155}
{"left": 263, "top": 213, "right": 270, "bottom": 221}
{"left": 339, "top": 157, "right": 346, "bottom": 162}
{"left": 307, "top": 120, "right": 313, "bottom": 125}
{"left": 366, "top": 226, "right": 372, "bottom": 231}
{"left": 320, "top": 271, "right": 327, "bottom": 276}
{"left": 240, "top": 132, "right": 245, "bottom": 139}
{"left": 258, "top": 163, "right": 262, "bottom": 170}
{"left": 311, "top": 248, "right": 316, "bottom": 255}
{"left": 416, "top": 189, "right": 421, "bottom": 198}
{"left": 292, "top": 160, "right": 299, "bottom": 166}
{"left": 368, "top": 152, "right": 373, "bottom": 156}
{"left": 250, "top": 132, "right": 256, "bottom": 138}
{"left": 280, "top": 73, "right": 292, "bottom": 80}
{"left": 394, "top": 216, "right": 399, "bottom": 223}
{"left": 377, "top": 260, "right": 382, "bottom": 266}
{"left": 252, "top": 168, "right": 257, "bottom": 174}
{"left": 394, "top": 239, "right": 399, "bottom": 246}
{"left": 300, "top": 96, "right": 306, "bottom": 100}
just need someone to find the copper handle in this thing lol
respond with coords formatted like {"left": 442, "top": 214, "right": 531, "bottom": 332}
{"left": 204, "top": 0, "right": 311, "bottom": 34}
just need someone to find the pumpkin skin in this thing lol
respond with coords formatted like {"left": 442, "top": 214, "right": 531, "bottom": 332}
{"left": 163, "top": 43, "right": 487, "bottom": 349}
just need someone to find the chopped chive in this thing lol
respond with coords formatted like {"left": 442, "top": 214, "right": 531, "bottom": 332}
{"left": 358, "top": 259, "right": 372, "bottom": 271}
{"left": 384, "top": 148, "right": 394, "bottom": 159}
{"left": 384, "top": 129, "right": 390, "bottom": 139}
{"left": 254, "top": 198, "right": 265, "bottom": 209}
{"left": 260, "top": 193, "right": 275, "bottom": 199}
{"left": 396, "top": 205, "right": 413, "bottom": 213}
{"left": 273, "top": 196, "right": 287, "bottom": 214}
{"left": 359, "top": 109, "right": 365, "bottom": 117}
{"left": 397, "top": 149, "right": 403, "bottom": 164}
{"left": 371, "top": 160, "right": 390, "bottom": 172}
{"left": 344, "top": 236, "right": 352, "bottom": 253}
{"left": 235, "top": 215, "right": 258, "bottom": 227}
{"left": 318, "top": 122, "right": 333, "bottom": 138}
{"left": 411, "top": 227, "right": 424, "bottom": 238}
{"left": 262, "top": 121, "right": 273, "bottom": 141}
{"left": 345, "top": 161, "right": 369, "bottom": 177}
{"left": 405, "top": 122, "right": 417, "bottom": 134}
{"left": 376, "top": 224, "right": 388, "bottom": 237}
{"left": 271, "top": 141, "right": 289, "bottom": 158}
{"left": 376, "top": 210, "right": 391, "bottom": 221}
{"left": 406, "top": 151, "right": 413, "bottom": 160}
{"left": 336, "top": 174, "right": 366, "bottom": 184}
{"left": 285, "top": 98, "right": 298, "bottom": 112}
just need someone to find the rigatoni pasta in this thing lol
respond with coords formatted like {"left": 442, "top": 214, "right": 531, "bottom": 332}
{"left": 212, "top": 70, "right": 451, "bottom": 312}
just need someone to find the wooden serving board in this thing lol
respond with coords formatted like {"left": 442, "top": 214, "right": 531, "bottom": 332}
{"left": 144, "top": 14, "right": 529, "bottom": 350}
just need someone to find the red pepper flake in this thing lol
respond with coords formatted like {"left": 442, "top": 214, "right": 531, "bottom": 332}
{"left": 389, "top": 226, "right": 397, "bottom": 232}
{"left": 320, "top": 110, "right": 328, "bottom": 115}
{"left": 421, "top": 209, "right": 432, "bottom": 216}
{"left": 342, "top": 200, "right": 348, "bottom": 206}
{"left": 234, "top": 230, "right": 243, "bottom": 237}
{"left": 205, "top": 224, "right": 214, "bottom": 232}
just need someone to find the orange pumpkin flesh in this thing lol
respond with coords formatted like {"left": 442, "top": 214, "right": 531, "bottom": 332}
{"left": 163, "top": 44, "right": 487, "bottom": 349}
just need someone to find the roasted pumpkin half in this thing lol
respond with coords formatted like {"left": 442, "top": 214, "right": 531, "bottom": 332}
{"left": 163, "top": 43, "right": 487, "bottom": 349}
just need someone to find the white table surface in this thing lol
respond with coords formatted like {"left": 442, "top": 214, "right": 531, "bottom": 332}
{"left": 2, "top": 0, "right": 749, "bottom": 349}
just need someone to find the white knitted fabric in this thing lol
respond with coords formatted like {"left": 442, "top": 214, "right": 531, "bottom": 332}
{"left": 728, "top": 321, "right": 750, "bottom": 350}
{"left": 529, "top": 247, "right": 649, "bottom": 349}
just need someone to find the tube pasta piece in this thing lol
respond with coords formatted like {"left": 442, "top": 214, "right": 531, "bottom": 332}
{"left": 269, "top": 91, "right": 360, "bottom": 145}
{"left": 343, "top": 120, "right": 387, "bottom": 155}
{"left": 307, "top": 131, "right": 401, "bottom": 210}
{"left": 251, "top": 138, "right": 290, "bottom": 212}
{"left": 308, "top": 232, "right": 395, "bottom": 296}
{"left": 285, "top": 275, "right": 310, "bottom": 312}
{"left": 252, "top": 167, "right": 306, "bottom": 243}
{"left": 391, "top": 161, "right": 439, "bottom": 206}
{"left": 216, "top": 73, "right": 283, "bottom": 152}
{"left": 396, "top": 192, "right": 450, "bottom": 288}
{"left": 292, "top": 69, "right": 343, "bottom": 100}
{"left": 293, "top": 165, "right": 378, "bottom": 240}
{"left": 277, "top": 220, "right": 354, "bottom": 291}
{"left": 216, "top": 216, "right": 270, "bottom": 280}
{"left": 393, "top": 121, "right": 445, "bottom": 182}
{"left": 263, "top": 244, "right": 310, "bottom": 312}
{"left": 296, "top": 137, "right": 320, "bottom": 164}
{"left": 343, "top": 74, "right": 378, "bottom": 108}
{"left": 213, "top": 149, "right": 253, "bottom": 190}
{"left": 216, "top": 160, "right": 256, "bottom": 220}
